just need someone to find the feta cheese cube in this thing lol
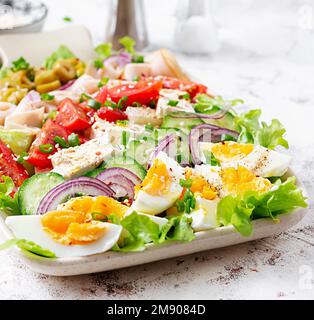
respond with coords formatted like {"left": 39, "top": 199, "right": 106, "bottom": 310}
{"left": 156, "top": 89, "right": 195, "bottom": 118}
{"left": 51, "top": 138, "right": 114, "bottom": 179}
{"left": 90, "top": 117, "right": 148, "bottom": 145}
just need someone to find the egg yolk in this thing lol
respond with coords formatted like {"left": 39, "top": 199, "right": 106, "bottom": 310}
{"left": 135, "top": 159, "right": 172, "bottom": 196}
{"left": 41, "top": 196, "right": 128, "bottom": 245}
{"left": 185, "top": 168, "right": 217, "bottom": 200}
{"left": 60, "top": 196, "right": 128, "bottom": 218}
{"left": 41, "top": 210, "right": 107, "bottom": 245}
{"left": 221, "top": 166, "right": 272, "bottom": 195}
{"left": 211, "top": 142, "right": 254, "bottom": 162}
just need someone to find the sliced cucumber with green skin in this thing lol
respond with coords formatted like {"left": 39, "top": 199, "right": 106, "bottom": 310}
{"left": 161, "top": 112, "right": 204, "bottom": 134}
{"left": 84, "top": 167, "right": 105, "bottom": 178}
{"left": 18, "top": 173, "right": 65, "bottom": 215}
{"left": 204, "top": 112, "right": 236, "bottom": 131}
{"left": 102, "top": 155, "right": 147, "bottom": 180}
{"left": 127, "top": 137, "right": 156, "bottom": 166}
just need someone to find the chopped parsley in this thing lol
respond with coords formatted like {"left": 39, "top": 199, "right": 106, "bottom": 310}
{"left": 39, "top": 144, "right": 54, "bottom": 154}
{"left": 63, "top": 16, "right": 72, "bottom": 22}
{"left": 40, "top": 93, "right": 55, "bottom": 101}
{"left": 168, "top": 100, "right": 179, "bottom": 107}
{"left": 132, "top": 55, "right": 144, "bottom": 63}
{"left": 87, "top": 99, "right": 102, "bottom": 110}
{"left": 11, "top": 57, "right": 30, "bottom": 72}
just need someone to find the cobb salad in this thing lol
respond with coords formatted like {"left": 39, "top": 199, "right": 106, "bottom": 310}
{"left": 0, "top": 37, "right": 307, "bottom": 259}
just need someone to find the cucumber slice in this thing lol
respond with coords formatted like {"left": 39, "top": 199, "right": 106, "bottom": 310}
{"left": 84, "top": 167, "right": 105, "bottom": 178}
{"left": 161, "top": 112, "right": 204, "bottom": 134}
{"left": 18, "top": 173, "right": 65, "bottom": 215}
{"left": 103, "top": 155, "right": 147, "bottom": 180}
{"left": 127, "top": 137, "right": 156, "bottom": 166}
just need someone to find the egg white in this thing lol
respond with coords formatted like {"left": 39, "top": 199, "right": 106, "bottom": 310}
{"left": 188, "top": 197, "right": 220, "bottom": 232}
{"left": 131, "top": 152, "right": 184, "bottom": 215}
{"left": 200, "top": 142, "right": 291, "bottom": 177}
{"left": 6, "top": 215, "right": 122, "bottom": 258}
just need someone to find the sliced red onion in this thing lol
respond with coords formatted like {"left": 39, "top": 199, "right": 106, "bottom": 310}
{"left": 37, "top": 177, "right": 114, "bottom": 215}
{"left": 59, "top": 79, "right": 76, "bottom": 90}
{"left": 96, "top": 167, "right": 141, "bottom": 186}
{"left": 169, "top": 108, "right": 230, "bottom": 120}
{"left": 148, "top": 134, "right": 177, "bottom": 167}
{"left": 189, "top": 124, "right": 239, "bottom": 165}
{"left": 104, "top": 52, "right": 132, "bottom": 69}
{"left": 96, "top": 167, "right": 142, "bottom": 200}
{"left": 97, "top": 173, "right": 135, "bottom": 199}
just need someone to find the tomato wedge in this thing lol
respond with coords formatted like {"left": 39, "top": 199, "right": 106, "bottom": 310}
{"left": 159, "top": 76, "right": 207, "bottom": 99}
{"left": 27, "top": 120, "right": 86, "bottom": 168}
{"left": 56, "top": 98, "right": 91, "bottom": 132}
{"left": 97, "top": 107, "right": 128, "bottom": 123}
{"left": 0, "top": 140, "right": 29, "bottom": 187}
{"left": 107, "top": 79, "right": 162, "bottom": 107}
{"left": 95, "top": 86, "right": 108, "bottom": 104}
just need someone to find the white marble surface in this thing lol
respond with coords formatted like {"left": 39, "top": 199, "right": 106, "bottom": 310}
{"left": 1, "top": 0, "right": 314, "bottom": 300}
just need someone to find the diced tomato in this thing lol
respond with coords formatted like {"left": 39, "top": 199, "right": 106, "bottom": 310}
{"left": 158, "top": 76, "right": 208, "bottom": 99}
{"left": 97, "top": 107, "right": 128, "bottom": 123}
{"left": 27, "top": 119, "right": 86, "bottom": 168}
{"left": 107, "top": 79, "right": 162, "bottom": 108}
{"left": 0, "top": 140, "right": 29, "bottom": 187}
{"left": 95, "top": 86, "right": 108, "bottom": 104}
{"left": 56, "top": 98, "right": 91, "bottom": 131}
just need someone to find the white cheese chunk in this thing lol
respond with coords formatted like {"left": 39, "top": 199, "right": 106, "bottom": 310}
{"left": 156, "top": 89, "right": 195, "bottom": 118}
{"left": 51, "top": 138, "right": 114, "bottom": 179}
{"left": 125, "top": 106, "right": 162, "bottom": 126}
{"left": 90, "top": 117, "right": 148, "bottom": 145}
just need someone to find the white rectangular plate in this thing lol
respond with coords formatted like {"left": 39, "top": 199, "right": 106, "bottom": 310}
{"left": 0, "top": 169, "right": 308, "bottom": 276}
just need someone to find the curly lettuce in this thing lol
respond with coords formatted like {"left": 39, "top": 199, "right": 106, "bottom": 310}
{"left": 0, "top": 239, "right": 56, "bottom": 258}
{"left": 235, "top": 109, "right": 289, "bottom": 149}
{"left": 111, "top": 211, "right": 195, "bottom": 252}
{"left": 217, "top": 177, "right": 307, "bottom": 236}
{"left": 0, "top": 176, "right": 20, "bottom": 216}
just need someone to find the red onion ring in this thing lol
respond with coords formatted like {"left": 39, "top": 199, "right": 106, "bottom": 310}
{"left": 189, "top": 124, "right": 239, "bottom": 165}
{"left": 104, "top": 52, "right": 132, "bottom": 69}
{"left": 37, "top": 177, "right": 114, "bottom": 215}
{"left": 148, "top": 134, "right": 177, "bottom": 168}
{"left": 59, "top": 79, "right": 76, "bottom": 90}
{"left": 169, "top": 108, "right": 230, "bottom": 120}
{"left": 96, "top": 167, "right": 142, "bottom": 200}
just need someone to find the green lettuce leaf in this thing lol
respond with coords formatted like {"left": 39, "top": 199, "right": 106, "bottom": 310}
{"left": 112, "top": 211, "right": 160, "bottom": 252}
{"left": 44, "top": 45, "right": 76, "bottom": 69}
{"left": 0, "top": 238, "right": 56, "bottom": 258}
{"left": 217, "top": 177, "right": 307, "bottom": 236}
{"left": 110, "top": 212, "right": 195, "bottom": 252}
{"left": 94, "top": 43, "right": 112, "bottom": 59}
{"left": 235, "top": 109, "right": 289, "bottom": 149}
{"left": 0, "top": 176, "right": 20, "bottom": 215}
{"left": 119, "top": 36, "right": 136, "bottom": 55}
{"left": 194, "top": 94, "right": 243, "bottom": 114}
{"left": 159, "top": 215, "right": 195, "bottom": 243}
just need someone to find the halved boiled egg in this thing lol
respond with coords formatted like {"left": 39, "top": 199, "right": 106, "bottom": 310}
{"left": 58, "top": 196, "right": 128, "bottom": 219}
{"left": 200, "top": 141, "right": 291, "bottom": 177}
{"left": 194, "top": 164, "right": 272, "bottom": 197}
{"left": 189, "top": 197, "right": 220, "bottom": 231}
{"left": 6, "top": 211, "right": 122, "bottom": 258}
{"left": 131, "top": 152, "right": 184, "bottom": 215}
